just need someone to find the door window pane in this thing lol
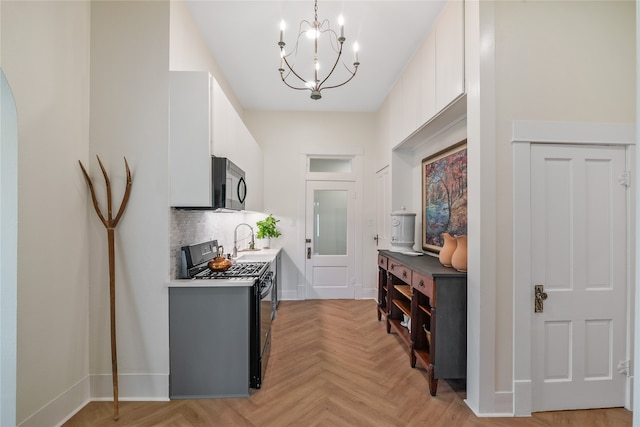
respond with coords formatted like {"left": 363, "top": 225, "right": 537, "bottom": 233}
{"left": 309, "top": 158, "right": 352, "bottom": 173}
{"left": 313, "top": 190, "right": 347, "bottom": 255}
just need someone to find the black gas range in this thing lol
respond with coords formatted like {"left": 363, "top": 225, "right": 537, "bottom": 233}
{"left": 180, "top": 240, "right": 269, "bottom": 281}
{"left": 178, "top": 239, "right": 273, "bottom": 389}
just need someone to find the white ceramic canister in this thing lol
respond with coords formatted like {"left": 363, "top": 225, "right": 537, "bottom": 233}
{"left": 390, "top": 207, "right": 416, "bottom": 252}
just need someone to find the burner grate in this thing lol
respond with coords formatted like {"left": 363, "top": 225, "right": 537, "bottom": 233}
{"left": 193, "top": 262, "right": 268, "bottom": 279}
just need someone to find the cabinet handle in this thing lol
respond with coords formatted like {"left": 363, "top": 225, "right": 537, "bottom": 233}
{"left": 390, "top": 264, "right": 395, "bottom": 270}
{"left": 419, "top": 280, "right": 424, "bottom": 287}
{"left": 402, "top": 271, "right": 407, "bottom": 279}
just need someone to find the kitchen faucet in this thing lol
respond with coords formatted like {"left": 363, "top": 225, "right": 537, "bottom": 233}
{"left": 233, "top": 223, "right": 255, "bottom": 258}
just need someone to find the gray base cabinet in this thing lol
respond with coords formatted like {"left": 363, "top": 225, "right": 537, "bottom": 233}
{"left": 169, "top": 286, "right": 251, "bottom": 398}
{"left": 377, "top": 250, "right": 467, "bottom": 396}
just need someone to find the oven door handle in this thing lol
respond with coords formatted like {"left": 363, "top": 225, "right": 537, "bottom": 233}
{"left": 260, "top": 272, "right": 274, "bottom": 299}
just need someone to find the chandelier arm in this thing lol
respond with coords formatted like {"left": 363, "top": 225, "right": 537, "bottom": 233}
{"left": 280, "top": 72, "right": 308, "bottom": 90}
{"left": 281, "top": 52, "right": 312, "bottom": 86}
{"left": 280, "top": 77, "right": 312, "bottom": 92}
{"left": 318, "top": 24, "right": 341, "bottom": 54}
{"left": 319, "top": 65, "right": 358, "bottom": 91}
{"left": 317, "top": 43, "right": 345, "bottom": 89}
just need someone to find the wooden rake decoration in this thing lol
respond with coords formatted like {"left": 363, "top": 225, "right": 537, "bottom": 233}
{"left": 79, "top": 156, "right": 132, "bottom": 421}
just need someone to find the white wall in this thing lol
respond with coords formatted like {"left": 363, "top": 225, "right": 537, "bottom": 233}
{"left": 88, "top": 0, "right": 171, "bottom": 400}
{"left": 1, "top": 1, "right": 92, "bottom": 424}
{"left": 244, "top": 111, "right": 379, "bottom": 299}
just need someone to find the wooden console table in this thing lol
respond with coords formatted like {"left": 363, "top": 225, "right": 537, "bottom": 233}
{"left": 377, "top": 250, "right": 467, "bottom": 396}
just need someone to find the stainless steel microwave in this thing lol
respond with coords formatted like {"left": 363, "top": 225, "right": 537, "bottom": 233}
{"left": 212, "top": 156, "right": 246, "bottom": 211}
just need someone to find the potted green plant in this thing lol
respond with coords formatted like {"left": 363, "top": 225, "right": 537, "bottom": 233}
{"left": 256, "top": 214, "right": 282, "bottom": 249}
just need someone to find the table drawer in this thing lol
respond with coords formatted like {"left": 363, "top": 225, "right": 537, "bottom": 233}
{"left": 388, "top": 260, "right": 411, "bottom": 283}
{"left": 412, "top": 271, "right": 434, "bottom": 299}
{"left": 378, "top": 254, "right": 388, "bottom": 270}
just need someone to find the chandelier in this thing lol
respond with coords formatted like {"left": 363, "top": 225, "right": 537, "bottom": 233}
{"left": 278, "top": 0, "right": 360, "bottom": 100}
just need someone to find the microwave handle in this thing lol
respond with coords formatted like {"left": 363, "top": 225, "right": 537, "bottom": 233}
{"left": 237, "top": 176, "right": 247, "bottom": 204}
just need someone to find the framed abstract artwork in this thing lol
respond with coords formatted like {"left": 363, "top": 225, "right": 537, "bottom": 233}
{"left": 422, "top": 141, "right": 467, "bottom": 253}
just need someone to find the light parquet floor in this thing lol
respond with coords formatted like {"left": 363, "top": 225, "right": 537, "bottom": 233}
{"left": 64, "top": 299, "right": 632, "bottom": 427}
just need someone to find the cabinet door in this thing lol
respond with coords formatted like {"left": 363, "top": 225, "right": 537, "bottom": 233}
{"left": 169, "top": 71, "right": 212, "bottom": 207}
{"left": 417, "top": 31, "right": 436, "bottom": 127}
{"left": 432, "top": 278, "right": 467, "bottom": 379}
{"left": 400, "top": 59, "right": 419, "bottom": 142}
{"left": 435, "top": 0, "right": 465, "bottom": 112}
{"left": 387, "top": 84, "right": 404, "bottom": 149}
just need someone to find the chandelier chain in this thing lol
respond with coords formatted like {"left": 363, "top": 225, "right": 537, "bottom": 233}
{"left": 314, "top": 0, "right": 318, "bottom": 24}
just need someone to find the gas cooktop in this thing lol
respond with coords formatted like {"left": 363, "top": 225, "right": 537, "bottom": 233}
{"left": 180, "top": 240, "right": 269, "bottom": 280}
{"left": 192, "top": 261, "right": 268, "bottom": 280}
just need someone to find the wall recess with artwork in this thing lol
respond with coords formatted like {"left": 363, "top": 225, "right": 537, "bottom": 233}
{"left": 421, "top": 141, "right": 467, "bottom": 254}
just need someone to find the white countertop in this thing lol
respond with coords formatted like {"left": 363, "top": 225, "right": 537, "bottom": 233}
{"left": 167, "top": 248, "right": 281, "bottom": 288}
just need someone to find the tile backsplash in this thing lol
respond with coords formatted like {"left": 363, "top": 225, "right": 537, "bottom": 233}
{"left": 169, "top": 209, "right": 263, "bottom": 279}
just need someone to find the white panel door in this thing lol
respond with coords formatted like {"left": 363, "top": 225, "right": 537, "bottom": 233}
{"left": 531, "top": 144, "right": 627, "bottom": 411}
{"left": 305, "top": 181, "right": 356, "bottom": 299}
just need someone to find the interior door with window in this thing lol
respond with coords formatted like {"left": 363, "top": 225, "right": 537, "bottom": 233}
{"left": 530, "top": 143, "right": 628, "bottom": 411}
{"left": 305, "top": 180, "right": 356, "bottom": 299}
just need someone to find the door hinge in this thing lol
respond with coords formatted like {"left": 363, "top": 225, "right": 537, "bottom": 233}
{"left": 618, "top": 171, "right": 630, "bottom": 188}
{"left": 617, "top": 359, "right": 631, "bottom": 376}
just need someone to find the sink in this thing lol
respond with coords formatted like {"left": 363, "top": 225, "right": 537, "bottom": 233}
{"left": 235, "top": 253, "right": 274, "bottom": 263}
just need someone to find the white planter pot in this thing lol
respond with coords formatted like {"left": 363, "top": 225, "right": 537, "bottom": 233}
{"left": 256, "top": 238, "right": 271, "bottom": 249}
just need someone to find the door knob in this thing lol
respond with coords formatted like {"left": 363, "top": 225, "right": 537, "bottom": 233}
{"left": 534, "top": 284, "right": 548, "bottom": 313}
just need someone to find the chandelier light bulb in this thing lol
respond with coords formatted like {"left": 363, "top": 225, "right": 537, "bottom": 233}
{"left": 338, "top": 15, "right": 345, "bottom": 39}
{"left": 279, "top": 20, "right": 285, "bottom": 43}
{"left": 306, "top": 28, "right": 320, "bottom": 39}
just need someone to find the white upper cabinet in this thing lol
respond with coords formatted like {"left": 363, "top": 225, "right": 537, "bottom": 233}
{"left": 381, "top": 0, "right": 465, "bottom": 150}
{"left": 169, "top": 71, "right": 213, "bottom": 207}
{"left": 417, "top": 32, "right": 437, "bottom": 126}
{"left": 212, "top": 79, "right": 264, "bottom": 212}
{"left": 435, "top": 0, "right": 465, "bottom": 112}
{"left": 169, "top": 72, "right": 263, "bottom": 211}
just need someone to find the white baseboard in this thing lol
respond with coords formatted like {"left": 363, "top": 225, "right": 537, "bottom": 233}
{"left": 513, "top": 379, "right": 533, "bottom": 416}
{"left": 18, "top": 374, "right": 169, "bottom": 427}
{"left": 280, "top": 289, "right": 300, "bottom": 300}
{"left": 281, "top": 288, "right": 377, "bottom": 300}
{"left": 90, "top": 373, "right": 169, "bottom": 401}
{"left": 494, "top": 391, "right": 514, "bottom": 415}
{"left": 356, "top": 288, "right": 377, "bottom": 299}
{"left": 18, "top": 376, "right": 90, "bottom": 427}
{"left": 463, "top": 391, "right": 515, "bottom": 418}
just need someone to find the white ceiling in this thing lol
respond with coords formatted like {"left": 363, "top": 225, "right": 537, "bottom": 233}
{"left": 185, "top": 1, "right": 446, "bottom": 113}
